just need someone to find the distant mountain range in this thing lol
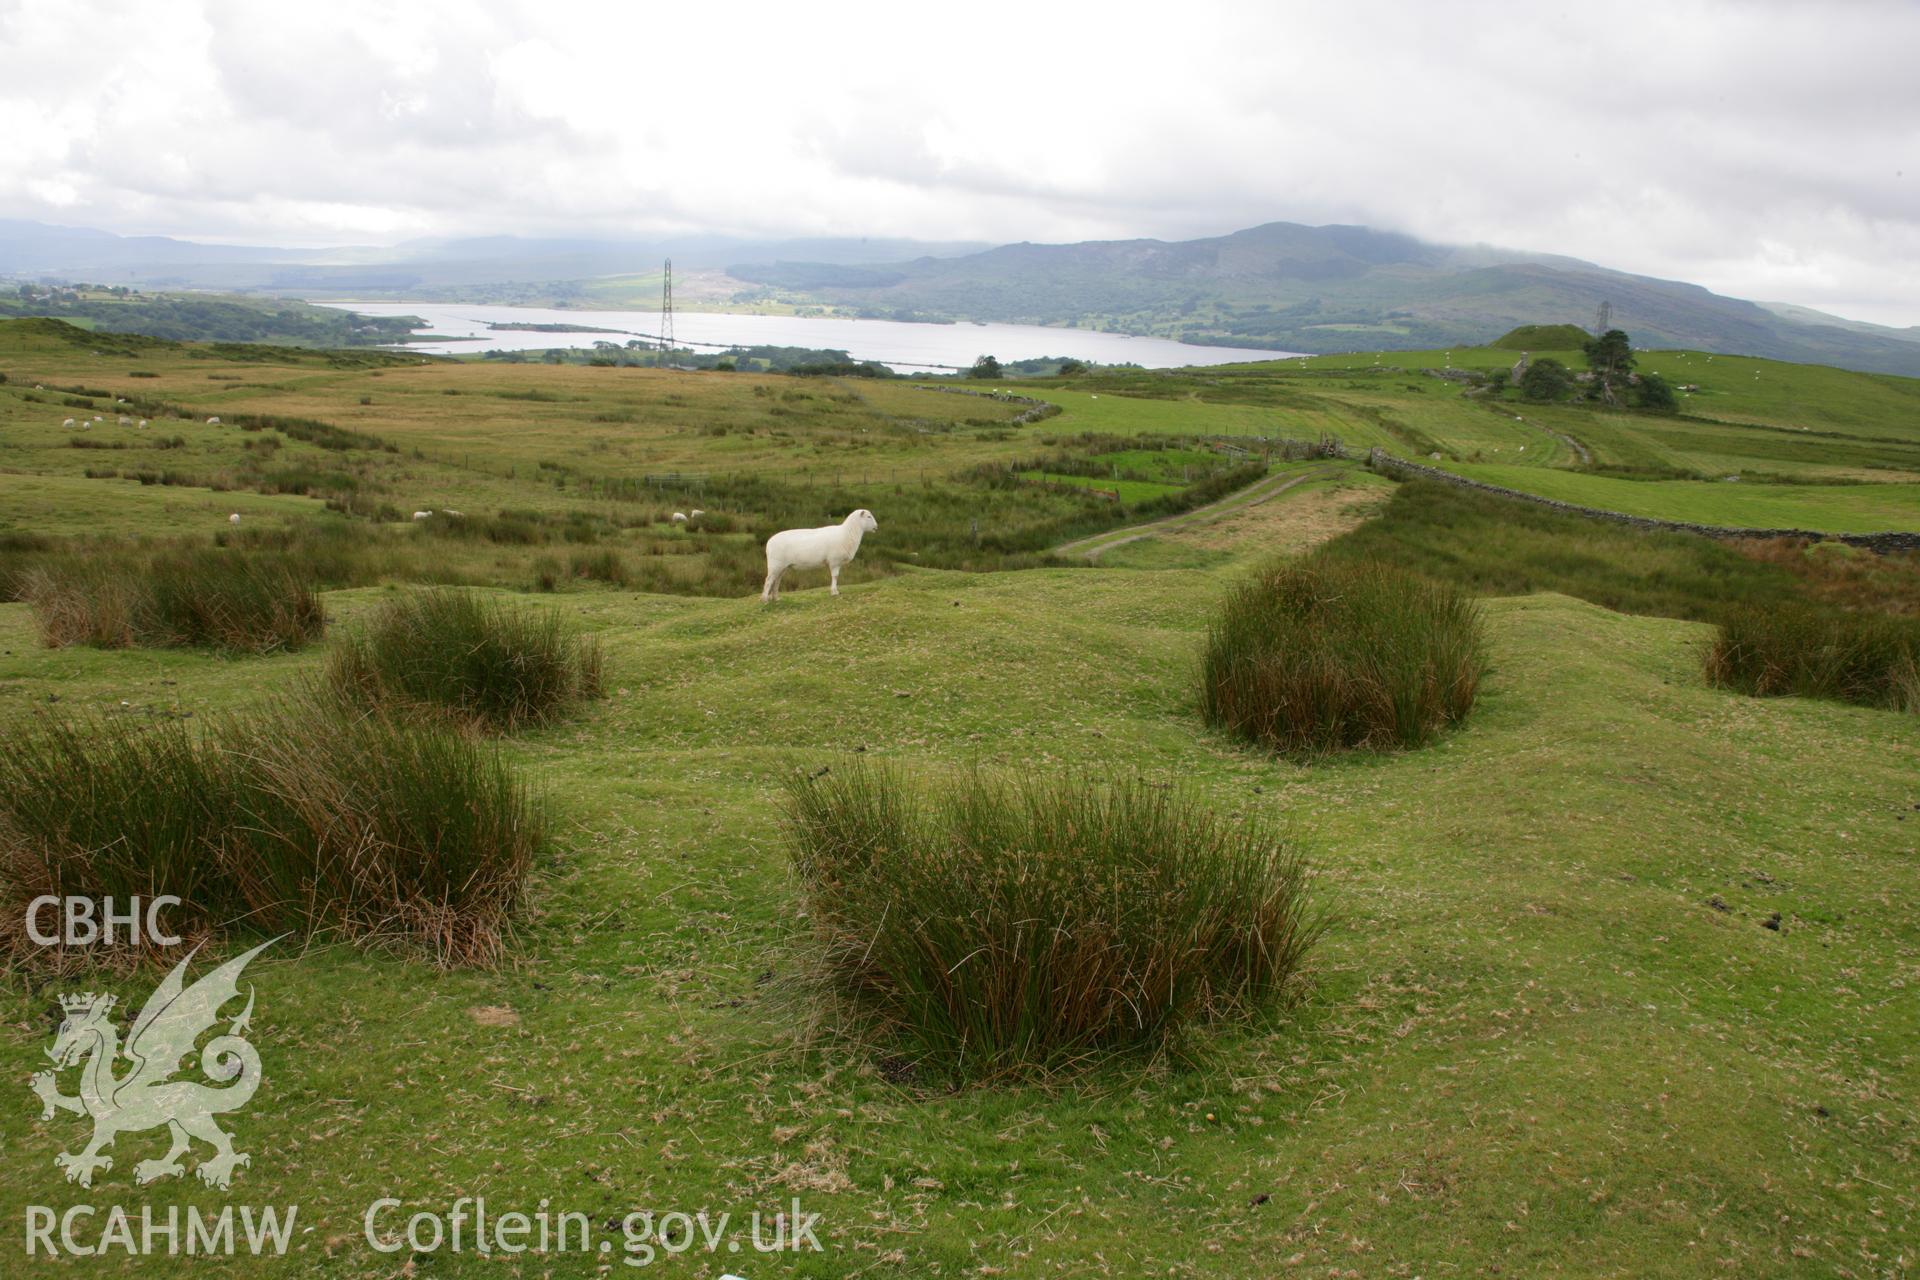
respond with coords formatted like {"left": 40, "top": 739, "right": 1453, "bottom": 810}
{"left": 3, "top": 218, "right": 1918, "bottom": 375}
{"left": 0, "top": 219, "right": 988, "bottom": 295}
{"left": 727, "top": 223, "right": 1920, "bottom": 376}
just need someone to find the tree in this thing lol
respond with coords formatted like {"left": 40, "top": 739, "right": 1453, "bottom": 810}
{"left": 970, "top": 354, "right": 1003, "bottom": 379}
{"left": 1056, "top": 359, "right": 1088, "bottom": 377}
{"left": 1583, "top": 328, "right": 1634, "bottom": 377}
{"left": 1635, "top": 371, "right": 1678, "bottom": 412}
{"left": 1519, "top": 356, "right": 1574, "bottom": 401}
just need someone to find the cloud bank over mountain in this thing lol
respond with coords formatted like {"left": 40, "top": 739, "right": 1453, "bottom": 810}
{"left": 0, "top": 0, "right": 1914, "bottom": 326}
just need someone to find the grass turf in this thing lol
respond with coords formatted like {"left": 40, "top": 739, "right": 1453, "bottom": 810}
{"left": 0, "top": 323, "right": 1915, "bottom": 1277}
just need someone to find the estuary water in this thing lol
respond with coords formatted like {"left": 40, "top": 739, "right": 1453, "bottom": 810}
{"left": 321, "top": 301, "right": 1304, "bottom": 371}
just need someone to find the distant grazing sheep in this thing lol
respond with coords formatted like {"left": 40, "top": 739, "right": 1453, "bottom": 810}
{"left": 690, "top": 509, "right": 705, "bottom": 518}
{"left": 671, "top": 512, "right": 688, "bottom": 523}
{"left": 207, "top": 416, "right": 220, "bottom": 425}
{"left": 762, "top": 509, "right": 878, "bottom": 603}
{"left": 228, "top": 513, "right": 241, "bottom": 525}
{"left": 118, "top": 416, "right": 131, "bottom": 426}
{"left": 137, "top": 420, "right": 147, "bottom": 429}
{"left": 62, "top": 418, "right": 75, "bottom": 428}
{"left": 412, "top": 510, "right": 433, "bottom": 520}
{"left": 440, "top": 508, "right": 463, "bottom": 518}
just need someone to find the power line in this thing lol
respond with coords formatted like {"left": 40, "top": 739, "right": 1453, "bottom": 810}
{"left": 658, "top": 258, "right": 675, "bottom": 361}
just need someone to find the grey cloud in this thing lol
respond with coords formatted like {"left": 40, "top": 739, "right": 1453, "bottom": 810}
{"left": 0, "top": 0, "right": 1914, "bottom": 324}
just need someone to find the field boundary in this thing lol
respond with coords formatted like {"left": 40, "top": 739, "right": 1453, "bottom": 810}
{"left": 1367, "top": 448, "right": 1920, "bottom": 552}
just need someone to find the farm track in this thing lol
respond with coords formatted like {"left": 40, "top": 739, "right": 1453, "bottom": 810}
{"left": 1055, "top": 464, "right": 1341, "bottom": 560}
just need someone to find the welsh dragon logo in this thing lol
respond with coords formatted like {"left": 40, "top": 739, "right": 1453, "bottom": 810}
{"left": 29, "top": 940, "right": 274, "bottom": 1190}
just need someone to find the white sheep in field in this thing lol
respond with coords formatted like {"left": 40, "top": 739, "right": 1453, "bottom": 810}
{"left": 228, "top": 513, "right": 241, "bottom": 525}
{"left": 762, "top": 509, "right": 878, "bottom": 602}
{"left": 118, "top": 415, "right": 131, "bottom": 426}
{"left": 690, "top": 508, "right": 705, "bottom": 518}
{"left": 137, "top": 420, "right": 148, "bottom": 429}
{"left": 207, "top": 416, "right": 220, "bottom": 425}
{"left": 62, "top": 418, "right": 75, "bottom": 428}
{"left": 441, "top": 508, "right": 463, "bottom": 518}
{"left": 671, "top": 512, "right": 688, "bottom": 523}
{"left": 412, "top": 510, "right": 433, "bottom": 520}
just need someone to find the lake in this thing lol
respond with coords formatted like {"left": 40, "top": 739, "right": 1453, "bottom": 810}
{"left": 319, "top": 302, "right": 1303, "bottom": 371}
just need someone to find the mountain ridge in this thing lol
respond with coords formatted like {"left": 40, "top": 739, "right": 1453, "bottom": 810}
{"left": 3, "top": 217, "right": 1917, "bottom": 375}
{"left": 724, "top": 222, "right": 1920, "bottom": 376}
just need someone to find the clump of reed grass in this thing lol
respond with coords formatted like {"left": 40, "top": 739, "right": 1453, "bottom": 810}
{"left": 1705, "top": 604, "right": 1919, "bottom": 712}
{"left": 0, "top": 700, "right": 542, "bottom": 966}
{"left": 23, "top": 549, "right": 324, "bottom": 653}
{"left": 327, "top": 588, "right": 603, "bottom": 731}
{"left": 1201, "top": 557, "right": 1486, "bottom": 754}
{"left": 782, "top": 763, "right": 1320, "bottom": 1079}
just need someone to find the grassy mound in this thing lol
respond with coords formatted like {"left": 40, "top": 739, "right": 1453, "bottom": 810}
{"left": 782, "top": 763, "right": 1319, "bottom": 1078}
{"left": 1490, "top": 323, "right": 1592, "bottom": 350}
{"left": 1705, "top": 604, "right": 1919, "bottom": 712}
{"left": 1202, "top": 558, "right": 1486, "bottom": 754}
{"left": 22, "top": 548, "right": 324, "bottom": 653}
{"left": 0, "top": 702, "right": 542, "bottom": 965}
{"left": 328, "top": 589, "right": 604, "bottom": 731}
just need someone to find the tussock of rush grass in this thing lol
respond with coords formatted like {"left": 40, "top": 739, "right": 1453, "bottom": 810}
{"left": 1705, "top": 604, "right": 1920, "bottom": 713}
{"left": 22, "top": 548, "right": 324, "bottom": 653}
{"left": 0, "top": 700, "right": 542, "bottom": 966}
{"left": 327, "top": 588, "right": 604, "bottom": 731}
{"left": 1202, "top": 557, "right": 1486, "bottom": 754}
{"left": 782, "top": 763, "right": 1320, "bottom": 1078}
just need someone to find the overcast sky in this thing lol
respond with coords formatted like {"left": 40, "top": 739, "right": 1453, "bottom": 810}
{"left": 2, "top": 0, "right": 1915, "bottom": 325}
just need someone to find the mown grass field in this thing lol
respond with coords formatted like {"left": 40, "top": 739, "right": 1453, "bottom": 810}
{"left": 0, "top": 321, "right": 1915, "bottom": 1277}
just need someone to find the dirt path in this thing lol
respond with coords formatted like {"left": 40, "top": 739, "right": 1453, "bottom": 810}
{"left": 1055, "top": 465, "right": 1342, "bottom": 560}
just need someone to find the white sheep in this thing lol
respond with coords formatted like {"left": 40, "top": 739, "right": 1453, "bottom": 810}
{"left": 228, "top": 513, "right": 241, "bottom": 525}
{"left": 671, "top": 512, "right": 688, "bottom": 523}
{"left": 690, "top": 509, "right": 705, "bottom": 518}
{"left": 207, "top": 416, "right": 220, "bottom": 425}
{"left": 62, "top": 418, "right": 75, "bottom": 429}
{"left": 440, "top": 508, "right": 464, "bottom": 518}
{"left": 118, "top": 415, "right": 131, "bottom": 426}
{"left": 412, "top": 510, "right": 433, "bottom": 520}
{"left": 762, "top": 509, "right": 878, "bottom": 602}
{"left": 137, "top": 420, "right": 148, "bottom": 429}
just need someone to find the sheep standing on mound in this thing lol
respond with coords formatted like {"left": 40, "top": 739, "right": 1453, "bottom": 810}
{"left": 762, "top": 509, "right": 878, "bottom": 602}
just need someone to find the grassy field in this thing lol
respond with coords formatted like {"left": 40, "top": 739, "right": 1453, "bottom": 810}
{"left": 1440, "top": 462, "right": 1920, "bottom": 531}
{"left": 0, "top": 321, "right": 1915, "bottom": 1277}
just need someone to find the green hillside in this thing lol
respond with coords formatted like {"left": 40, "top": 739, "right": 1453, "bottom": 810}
{"left": 1491, "top": 323, "right": 1592, "bottom": 350}
{"left": 0, "top": 322, "right": 1914, "bottom": 1278}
